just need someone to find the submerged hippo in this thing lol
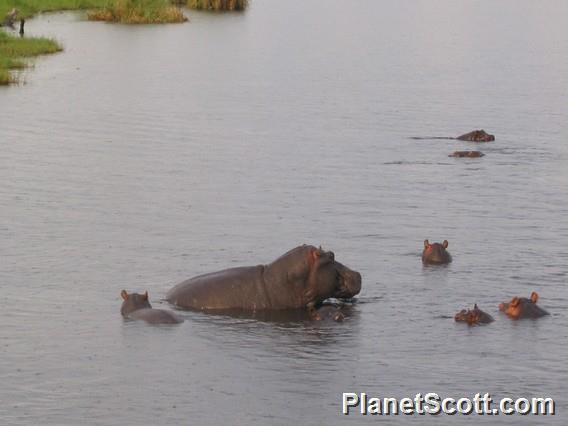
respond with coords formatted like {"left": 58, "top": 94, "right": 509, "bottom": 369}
{"left": 166, "top": 245, "right": 362, "bottom": 311}
{"left": 308, "top": 304, "right": 345, "bottom": 322}
{"left": 121, "top": 290, "right": 183, "bottom": 324}
{"left": 411, "top": 129, "right": 495, "bottom": 142}
{"left": 454, "top": 304, "right": 494, "bottom": 325}
{"left": 457, "top": 130, "right": 495, "bottom": 142}
{"left": 422, "top": 240, "right": 452, "bottom": 265}
{"left": 499, "top": 291, "right": 549, "bottom": 319}
{"left": 449, "top": 151, "right": 485, "bottom": 158}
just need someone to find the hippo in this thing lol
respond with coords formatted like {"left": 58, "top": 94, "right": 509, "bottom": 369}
{"left": 121, "top": 290, "right": 183, "bottom": 324}
{"left": 449, "top": 151, "right": 485, "bottom": 158}
{"left": 411, "top": 129, "right": 495, "bottom": 142}
{"left": 456, "top": 130, "right": 495, "bottom": 142}
{"left": 498, "top": 291, "right": 549, "bottom": 319}
{"left": 422, "top": 240, "right": 452, "bottom": 265}
{"left": 309, "top": 304, "right": 345, "bottom": 322}
{"left": 166, "top": 245, "right": 362, "bottom": 312}
{"left": 454, "top": 304, "right": 494, "bottom": 325}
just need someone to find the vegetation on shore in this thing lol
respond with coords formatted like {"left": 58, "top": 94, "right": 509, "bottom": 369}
{"left": 0, "top": 0, "right": 187, "bottom": 84}
{"left": 0, "top": 0, "right": 249, "bottom": 85}
{"left": 0, "top": 30, "right": 61, "bottom": 84}
{"left": 0, "top": 1, "right": 104, "bottom": 19}
{"left": 187, "top": 0, "right": 247, "bottom": 11}
{"left": 87, "top": 0, "right": 187, "bottom": 24}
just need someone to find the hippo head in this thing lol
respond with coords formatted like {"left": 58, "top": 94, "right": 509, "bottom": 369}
{"left": 454, "top": 308, "right": 473, "bottom": 324}
{"left": 120, "top": 290, "right": 152, "bottom": 316}
{"left": 454, "top": 304, "right": 494, "bottom": 325}
{"left": 457, "top": 130, "right": 495, "bottom": 142}
{"left": 422, "top": 240, "right": 452, "bottom": 265}
{"left": 449, "top": 151, "right": 484, "bottom": 158}
{"left": 499, "top": 292, "right": 549, "bottom": 319}
{"left": 308, "top": 305, "right": 345, "bottom": 322}
{"left": 288, "top": 246, "right": 361, "bottom": 306}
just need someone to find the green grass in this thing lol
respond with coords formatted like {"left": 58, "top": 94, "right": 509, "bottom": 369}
{"left": 0, "top": 0, "right": 188, "bottom": 84}
{"left": 88, "top": 0, "right": 187, "bottom": 24}
{"left": 0, "top": 0, "right": 106, "bottom": 19}
{"left": 187, "top": 0, "right": 248, "bottom": 10}
{"left": 0, "top": 30, "right": 62, "bottom": 84}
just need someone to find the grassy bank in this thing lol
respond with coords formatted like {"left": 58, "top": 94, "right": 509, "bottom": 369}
{"left": 88, "top": 0, "right": 187, "bottom": 24}
{"left": 0, "top": 29, "right": 61, "bottom": 84}
{"left": 1, "top": 0, "right": 187, "bottom": 23}
{"left": 187, "top": 0, "right": 247, "bottom": 11}
{"left": 0, "top": 0, "right": 188, "bottom": 84}
{"left": 0, "top": 1, "right": 105, "bottom": 19}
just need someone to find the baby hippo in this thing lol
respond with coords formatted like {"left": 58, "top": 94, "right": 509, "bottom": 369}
{"left": 422, "top": 240, "right": 452, "bottom": 265}
{"left": 121, "top": 290, "right": 183, "bottom": 324}
{"left": 308, "top": 304, "right": 345, "bottom": 322}
{"left": 454, "top": 304, "right": 494, "bottom": 325}
{"left": 499, "top": 291, "right": 549, "bottom": 319}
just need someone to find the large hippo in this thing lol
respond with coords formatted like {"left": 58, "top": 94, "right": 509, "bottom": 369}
{"left": 498, "top": 291, "right": 549, "bottom": 319}
{"left": 166, "top": 245, "right": 362, "bottom": 311}
{"left": 422, "top": 240, "right": 452, "bottom": 265}
{"left": 454, "top": 304, "right": 494, "bottom": 325}
{"left": 121, "top": 290, "right": 183, "bottom": 324}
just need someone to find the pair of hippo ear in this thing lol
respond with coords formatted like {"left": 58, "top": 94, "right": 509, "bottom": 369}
{"left": 510, "top": 292, "right": 539, "bottom": 307}
{"left": 423, "top": 240, "right": 449, "bottom": 249}
{"left": 121, "top": 290, "right": 148, "bottom": 301}
{"left": 311, "top": 246, "right": 332, "bottom": 260}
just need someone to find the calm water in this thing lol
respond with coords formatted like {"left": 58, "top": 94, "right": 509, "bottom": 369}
{"left": 1, "top": 0, "right": 567, "bottom": 424}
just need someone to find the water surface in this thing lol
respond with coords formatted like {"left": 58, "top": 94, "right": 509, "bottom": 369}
{"left": 1, "top": 0, "right": 567, "bottom": 424}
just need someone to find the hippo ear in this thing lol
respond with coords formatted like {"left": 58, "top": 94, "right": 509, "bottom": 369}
{"left": 443, "top": 240, "right": 449, "bottom": 248}
{"left": 530, "top": 292, "right": 539, "bottom": 304}
{"left": 143, "top": 291, "right": 148, "bottom": 301}
{"left": 311, "top": 248, "right": 321, "bottom": 261}
{"left": 474, "top": 303, "right": 478, "bottom": 310}
{"left": 121, "top": 290, "right": 128, "bottom": 300}
{"left": 424, "top": 240, "right": 429, "bottom": 249}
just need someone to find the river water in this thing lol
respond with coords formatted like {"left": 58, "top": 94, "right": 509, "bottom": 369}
{"left": 1, "top": 0, "right": 567, "bottom": 424}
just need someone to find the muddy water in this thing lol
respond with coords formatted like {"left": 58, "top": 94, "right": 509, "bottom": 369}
{"left": 1, "top": 0, "right": 567, "bottom": 424}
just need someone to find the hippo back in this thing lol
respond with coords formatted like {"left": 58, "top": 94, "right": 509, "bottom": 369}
{"left": 128, "top": 308, "right": 183, "bottom": 324}
{"left": 166, "top": 266, "right": 270, "bottom": 310}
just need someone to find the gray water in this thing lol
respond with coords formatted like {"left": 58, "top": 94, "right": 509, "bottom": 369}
{"left": 1, "top": 0, "right": 567, "bottom": 424}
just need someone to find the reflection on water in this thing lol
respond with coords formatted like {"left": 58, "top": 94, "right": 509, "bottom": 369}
{"left": 1, "top": 0, "right": 568, "bottom": 424}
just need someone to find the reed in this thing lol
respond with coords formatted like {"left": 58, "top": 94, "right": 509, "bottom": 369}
{"left": 87, "top": 0, "right": 187, "bottom": 23}
{"left": 187, "top": 0, "right": 248, "bottom": 11}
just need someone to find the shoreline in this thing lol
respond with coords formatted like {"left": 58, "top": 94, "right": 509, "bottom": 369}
{"left": 0, "top": 1, "right": 189, "bottom": 85}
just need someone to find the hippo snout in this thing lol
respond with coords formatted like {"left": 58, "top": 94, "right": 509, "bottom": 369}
{"left": 335, "top": 265, "right": 361, "bottom": 299}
